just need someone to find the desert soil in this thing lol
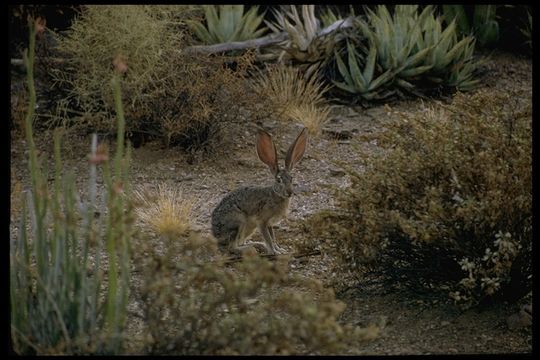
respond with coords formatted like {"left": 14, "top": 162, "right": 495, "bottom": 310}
{"left": 10, "top": 51, "right": 532, "bottom": 355}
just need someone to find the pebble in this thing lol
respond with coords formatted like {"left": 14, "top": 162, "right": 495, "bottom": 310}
{"left": 329, "top": 168, "right": 346, "bottom": 177}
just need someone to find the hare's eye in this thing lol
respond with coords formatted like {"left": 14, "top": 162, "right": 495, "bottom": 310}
{"left": 277, "top": 176, "right": 282, "bottom": 183}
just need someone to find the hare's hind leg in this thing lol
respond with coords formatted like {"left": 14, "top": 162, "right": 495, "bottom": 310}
{"left": 229, "top": 221, "right": 263, "bottom": 254}
{"left": 268, "top": 226, "right": 287, "bottom": 253}
{"left": 259, "top": 225, "right": 286, "bottom": 255}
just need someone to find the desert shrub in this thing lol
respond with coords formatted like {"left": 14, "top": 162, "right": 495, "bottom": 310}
{"left": 131, "top": 186, "right": 377, "bottom": 355}
{"left": 252, "top": 64, "right": 331, "bottom": 135}
{"left": 10, "top": 19, "right": 132, "bottom": 354}
{"left": 311, "top": 88, "right": 531, "bottom": 307}
{"left": 50, "top": 5, "right": 262, "bottom": 149}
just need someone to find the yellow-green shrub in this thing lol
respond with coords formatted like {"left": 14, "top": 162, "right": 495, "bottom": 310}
{"left": 312, "top": 88, "right": 532, "bottom": 307}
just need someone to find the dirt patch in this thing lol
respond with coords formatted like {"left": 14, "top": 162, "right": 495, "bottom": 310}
{"left": 10, "top": 51, "right": 532, "bottom": 354}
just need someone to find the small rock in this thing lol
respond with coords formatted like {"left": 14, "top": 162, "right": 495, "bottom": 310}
{"left": 329, "top": 168, "right": 346, "bottom": 177}
{"left": 506, "top": 309, "right": 532, "bottom": 330}
{"left": 322, "top": 128, "right": 356, "bottom": 140}
{"left": 294, "top": 185, "right": 311, "bottom": 194}
{"left": 440, "top": 321, "right": 450, "bottom": 327}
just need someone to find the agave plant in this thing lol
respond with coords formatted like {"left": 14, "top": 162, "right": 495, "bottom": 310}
{"left": 352, "top": 5, "right": 481, "bottom": 94}
{"left": 358, "top": 6, "right": 437, "bottom": 90}
{"left": 266, "top": 5, "right": 346, "bottom": 79}
{"left": 332, "top": 40, "right": 395, "bottom": 100}
{"left": 520, "top": 9, "right": 532, "bottom": 51}
{"left": 446, "top": 38, "right": 481, "bottom": 91}
{"left": 442, "top": 5, "right": 499, "bottom": 47}
{"left": 419, "top": 14, "right": 480, "bottom": 89}
{"left": 187, "top": 5, "right": 267, "bottom": 44}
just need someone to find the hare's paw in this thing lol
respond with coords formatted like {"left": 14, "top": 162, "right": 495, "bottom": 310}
{"left": 272, "top": 244, "right": 288, "bottom": 255}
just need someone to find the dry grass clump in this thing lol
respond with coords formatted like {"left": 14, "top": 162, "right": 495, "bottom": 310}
{"left": 311, "top": 88, "right": 532, "bottom": 307}
{"left": 253, "top": 64, "right": 331, "bottom": 135}
{"left": 50, "top": 5, "right": 260, "bottom": 150}
{"left": 133, "top": 183, "right": 194, "bottom": 239}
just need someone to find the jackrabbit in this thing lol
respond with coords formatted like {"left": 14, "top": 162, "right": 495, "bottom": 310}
{"left": 211, "top": 128, "right": 308, "bottom": 255}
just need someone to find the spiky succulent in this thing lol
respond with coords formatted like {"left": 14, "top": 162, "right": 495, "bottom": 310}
{"left": 443, "top": 5, "right": 499, "bottom": 47}
{"left": 332, "top": 40, "right": 395, "bottom": 100}
{"left": 266, "top": 5, "right": 346, "bottom": 79}
{"left": 351, "top": 5, "right": 481, "bottom": 95}
{"left": 187, "top": 5, "right": 267, "bottom": 44}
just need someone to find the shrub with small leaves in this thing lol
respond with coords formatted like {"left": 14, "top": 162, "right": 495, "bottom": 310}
{"left": 311, "top": 88, "right": 531, "bottom": 307}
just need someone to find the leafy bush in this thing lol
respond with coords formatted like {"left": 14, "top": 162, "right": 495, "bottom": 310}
{"left": 311, "top": 88, "right": 531, "bottom": 307}
{"left": 51, "top": 5, "right": 261, "bottom": 149}
{"left": 10, "top": 19, "right": 132, "bottom": 354}
{"left": 131, "top": 187, "right": 378, "bottom": 355}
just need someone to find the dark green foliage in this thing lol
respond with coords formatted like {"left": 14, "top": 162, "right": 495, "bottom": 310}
{"left": 311, "top": 88, "right": 531, "bottom": 307}
{"left": 442, "top": 5, "right": 499, "bottom": 47}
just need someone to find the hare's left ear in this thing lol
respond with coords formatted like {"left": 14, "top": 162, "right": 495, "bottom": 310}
{"left": 256, "top": 129, "right": 279, "bottom": 175}
{"left": 285, "top": 128, "right": 308, "bottom": 171}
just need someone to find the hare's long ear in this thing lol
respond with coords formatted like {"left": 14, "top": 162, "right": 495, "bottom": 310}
{"left": 285, "top": 128, "right": 308, "bottom": 171}
{"left": 256, "top": 130, "right": 279, "bottom": 175}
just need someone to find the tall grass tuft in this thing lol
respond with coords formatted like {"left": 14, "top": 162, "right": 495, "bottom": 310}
{"left": 10, "top": 17, "right": 133, "bottom": 354}
{"left": 253, "top": 64, "right": 331, "bottom": 135}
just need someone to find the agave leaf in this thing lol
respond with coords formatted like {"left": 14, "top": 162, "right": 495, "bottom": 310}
{"left": 221, "top": 5, "right": 236, "bottom": 41}
{"left": 367, "top": 68, "right": 395, "bottom": 92}
{"left": 347, "top": 42, "right": 367, "bottom": 91}
{"left": 302, "top": 5, "right": 318, "bottom": 39}
{"left": 403, "top": 45, "right": 433, "bottom": 69}
{"left": 476, "top": 20, "right": 499, "bottom": 46}
{"left": 443, "top": 37, "right": 472, "bottom": 67}
{"left": 395, "top": 78, "right": 415, "bottom": 89}
{"left": 334, "top": 50, "right": 353, "bottom": 89}
{"left": 332, "top": 79, "right": 358, "bottom": 94}
{"left": 186, "top": 19, "right": 212, "bottom": 44}
{"left": 244, "top": 6, "right": 264, "bottom": 30}
{"left": 231, "top": 4, "right": 244, "bottom": 27}
{"left": 399, "top": 64, "right": 433, "bottom": 78}
{"left": 363, "top": 42, "right": 377, "bottom": 84}
{"left": 204, "top": 6, "right": 220, "bottom": 41}
{"left": 417, "top": 5, "right": 434, "bottom": 26}
{"left": 473, "top": 5, "right": 497, "bottom": 30}
{"left": 442, "top": 5, "right": 470, "bottom": 34}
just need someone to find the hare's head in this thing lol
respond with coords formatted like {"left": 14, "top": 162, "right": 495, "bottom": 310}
{"left": 256, "top": 128, "right": 308, "bottom": 198}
